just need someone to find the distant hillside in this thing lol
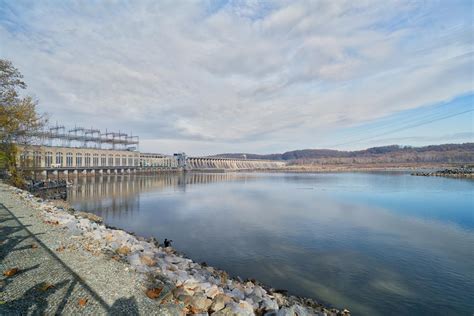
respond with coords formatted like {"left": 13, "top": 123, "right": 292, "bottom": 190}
{"left": 211, "top": 143, "right": 474, "bottom": 164}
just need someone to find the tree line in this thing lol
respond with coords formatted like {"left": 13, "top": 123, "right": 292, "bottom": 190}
{"left": 214, "top": 143, "right": 474, "bottom": 164}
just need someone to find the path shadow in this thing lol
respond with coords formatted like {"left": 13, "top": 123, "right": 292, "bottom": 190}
{"left": 0, "top": 215, "right": 44, "bottom": 261}
{"left": 0, "top": 216, "right": 15, "bottom": 224}
{"left": 0, "top": 203, "right": 142, "bottom": 314}
{"left": 109, "top": 297, "right": 140, "bottom": 316}
{"left": 0, "top": 203, "right": 109, "bottom": 312}
{"left": 2, "top": 280, "right": 69, "bottom": 315}
{"left": 0, "top": 264, "right": 41, "bottom": 293}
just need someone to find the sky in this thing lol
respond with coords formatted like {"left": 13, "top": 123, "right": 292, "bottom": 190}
{"left": 0, "top": 0, "right": 473, "bottom": 155}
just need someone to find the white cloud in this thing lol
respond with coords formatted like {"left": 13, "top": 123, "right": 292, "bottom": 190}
{"left": 0, "top": 0, "right": 472, "bottom": 154}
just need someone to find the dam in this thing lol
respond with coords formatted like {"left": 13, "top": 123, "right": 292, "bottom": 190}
{"left": 15, "top": 123, "right": 285, "bottom": 175}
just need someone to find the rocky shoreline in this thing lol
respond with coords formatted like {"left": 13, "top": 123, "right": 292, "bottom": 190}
{"left": 4, "top": 183, "right": 349, "bottom": 316}
{"left": 411, "top": 167, "right": 474, "bottom": 178}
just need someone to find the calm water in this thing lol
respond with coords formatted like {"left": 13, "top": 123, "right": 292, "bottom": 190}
{"left": 68, "top": 172, "right": 474, "bottom": 315}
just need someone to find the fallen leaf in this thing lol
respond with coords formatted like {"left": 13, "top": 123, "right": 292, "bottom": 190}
{"left": 116, "top": 246, "right": 131, "bottom": 255}
{"left": 159, "top": 292, "right": 173, "bottom": 304}
{"left": 140, "top": 255, "right": 156, "bottom": 266}
{"left": 31, "top": 244, "right": 38, "bottom": 249}
{"left": 3, "top": 268, "right": 19, "bottom": 277}
{"left": 67, "top": 244, "right": 77, "bottom": 251}
{"left": 112, "top": 255, "right": 120, "bottom": 261}
{"left": 56, "top": 245, "right": 65, "bottom": 252}
{"left": 146, "top": 287, "right": 163, "bottom": 299}
{"left": 78, "top": 298, "right": 88, "bottom": 307}
{"left": 84, "top": 244, "right": 94, "bottom": 252}
{"left": 39, "top": 282, "right": 54, "bottom": 292}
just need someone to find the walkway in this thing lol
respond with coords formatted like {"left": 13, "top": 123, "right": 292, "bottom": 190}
{"left": 0, "top": 184, "right": 181, "bottom": 315}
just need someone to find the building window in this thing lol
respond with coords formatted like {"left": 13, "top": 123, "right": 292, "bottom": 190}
{"left": 85, "top": 153, "right": 91, "bottom": 167}
{"left": 20, "top": 151, "right": 29, "bottom": 167}
{"left": 34, "top": 152, "right": 41, "bottom": 167}
{"left": 76, "top": 153, "right": 83, "bottom": 167}
{"left": 101, "top": 154, "right": 106, "bottom": 166}
{"left": 55, "top": 152, "right": 63, "bottom": 166}
{"left": 115, "top": 155, "right": 120, "bottom": 166}
{"left": 108, "top": 156, "right": 114, "bottom": 166}
{"left": 93, "top": 154, "right": 99, "bottom": 166}
{"left": 122, "top": 156, "right": 127, "bottom": 166}
{"left": 45, "top": 152, "right": 53, "bottom": 167}
{"left": 66, "top": 152, "right": 73, "bottom": 167}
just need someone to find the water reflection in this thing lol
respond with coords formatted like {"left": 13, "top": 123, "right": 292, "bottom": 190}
{"left": 68, "top": 173, "right": 257, "bottom": 220}
{"left": 68, "top": 172, "right": 474, "bottom": 315}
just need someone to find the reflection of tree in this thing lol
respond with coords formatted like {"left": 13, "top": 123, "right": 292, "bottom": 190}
{"left": 68, "top": 172, "right": 256, "bottom": 216}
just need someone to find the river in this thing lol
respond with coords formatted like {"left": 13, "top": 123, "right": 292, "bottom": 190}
{"left": 67, "top": 172, "right": 474, "bottom": 315}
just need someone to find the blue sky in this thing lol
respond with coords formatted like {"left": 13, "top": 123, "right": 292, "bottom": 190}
{"left": 0, "top": 0, "right": 472, "bottom": 155}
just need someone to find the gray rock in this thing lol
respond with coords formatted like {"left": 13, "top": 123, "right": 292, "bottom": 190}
{"left": 230, "top": 288, "right": 245, "bottom": 300}
{"left": 294, "top": 305, "right": 310, "bottom": 316}
{"left": 210, "top": 294, "right": 231, "bottom": 312}
{"left": 213, "top": 301, "right": 255, "bottom": 316}
{"left": 276, "top": 305, "right": 316, "bottom": 316}
{"left": 277, "top": 307, "right": 294, "bottom": 316}
{"left": 177, "top": 294, "right": 193, "bottom": 305}
{"left": 252, "top": 286, "right": 266, "bottom": 298}
{"left": 260, "top": 297, "right": 279, "bottom": 312}
{"left": 206, "top": 284, "right": 221, "bottom": 299}
{"left": 273, "top": 293, "right": 287, "bottom": 306}
{"left": 247, "top": 293, "right": 263, "bottom": 305}
{"left": 190, "top": 293, "right": 212, "bottom": 312}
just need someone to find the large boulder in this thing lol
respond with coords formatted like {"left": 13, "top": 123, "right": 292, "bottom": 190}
{"left": 210, "top": 294, "right": 232, "bottom": 312}
{"left": 213, "top": 301, "right": 255, "bottom": 316}
{"left": 189, "top": 293, "right": 212, "bottom": 313}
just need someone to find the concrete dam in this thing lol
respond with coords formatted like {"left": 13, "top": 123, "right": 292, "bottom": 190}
{"left": 186, "top": 157, "right": 286, "bottom": 170}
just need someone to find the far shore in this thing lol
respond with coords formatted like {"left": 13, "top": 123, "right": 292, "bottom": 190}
{"left": 234, "top": 162, "right": 473, "bottom": 174}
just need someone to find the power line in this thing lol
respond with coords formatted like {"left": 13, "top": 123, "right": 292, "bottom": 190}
{"left": 332, "top": 108, "right": 473, "bottom": 148}
{"left": 335, "top": 104, "right": 470, "bottom": 141}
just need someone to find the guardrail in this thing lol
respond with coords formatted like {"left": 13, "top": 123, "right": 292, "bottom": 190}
{"left": 26, "top": 180, "right": 68, "bottom": 200}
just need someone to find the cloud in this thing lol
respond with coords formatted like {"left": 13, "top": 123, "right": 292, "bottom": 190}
{"left": 0, "top": 0, "right": 472, "bottom": 154}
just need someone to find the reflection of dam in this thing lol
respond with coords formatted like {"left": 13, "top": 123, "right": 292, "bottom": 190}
{"left": 68, "top": 173, "right": 256, "bottom": 217}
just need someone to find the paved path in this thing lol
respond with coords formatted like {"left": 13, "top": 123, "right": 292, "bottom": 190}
{"left": 0, "top": 184, "right": 181, "bottom": 315}
{"left": 0, "top": 203, "right": 112, "bottom": 315}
